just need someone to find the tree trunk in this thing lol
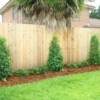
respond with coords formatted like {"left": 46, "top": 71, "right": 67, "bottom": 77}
{"left": 66, "top": 17, "right": 72, "bottom": 34}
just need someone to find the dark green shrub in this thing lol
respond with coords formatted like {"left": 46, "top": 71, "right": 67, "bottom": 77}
{"left": 88, "top": 35, "right": 100, "bottom": 65}
{"left": 67, "top": 35, "right": 100, "bottom": 68}
{"left": 0, "top": 37, "right": 12, "bottom": 80}
{"left": 47, "top": 36, "right": 63, "bottom": 71}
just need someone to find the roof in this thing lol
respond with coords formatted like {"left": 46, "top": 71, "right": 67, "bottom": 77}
{"left": 0, "top": 0, "right": 13, "bottom": 14}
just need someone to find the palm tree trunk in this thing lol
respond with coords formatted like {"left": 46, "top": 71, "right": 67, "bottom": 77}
{"left": 66, "top": 17, "right": 72, "bottom": 33}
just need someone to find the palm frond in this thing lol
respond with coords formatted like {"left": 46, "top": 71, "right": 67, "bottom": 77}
{"left": 14, "top": 0, "right": 85, "bottom": 27}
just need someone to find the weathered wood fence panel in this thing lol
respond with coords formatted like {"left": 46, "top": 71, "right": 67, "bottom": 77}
{"left": 0, "top": 23, "right": 100, "bottom": 70}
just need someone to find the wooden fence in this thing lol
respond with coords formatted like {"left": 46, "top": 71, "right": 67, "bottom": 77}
{"left": 0, "top": 23, "right": 100, "bottom": 70}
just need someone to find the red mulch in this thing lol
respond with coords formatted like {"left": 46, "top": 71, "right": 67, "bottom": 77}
{"left": 0, "top": 65, "right": 100, "bottom": 87}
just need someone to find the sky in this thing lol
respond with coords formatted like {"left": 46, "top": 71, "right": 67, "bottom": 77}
{"left": 0, "top": 0, "right": 100, "bottom": 23}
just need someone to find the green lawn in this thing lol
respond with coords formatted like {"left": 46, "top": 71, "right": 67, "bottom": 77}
{"left": 0, "top": 71, "right": 100, "bottom": 100}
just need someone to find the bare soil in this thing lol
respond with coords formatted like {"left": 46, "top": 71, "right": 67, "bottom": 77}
{"left": 0, "top": 65, "right": 100, "bottom": 86}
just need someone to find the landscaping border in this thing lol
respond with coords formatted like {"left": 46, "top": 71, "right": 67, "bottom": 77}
{"left": 0, "top": 65, "right": 100, "bottom": 86}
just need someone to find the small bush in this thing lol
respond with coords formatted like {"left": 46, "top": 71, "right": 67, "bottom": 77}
{"left": 67, "top": 61, "right": 90, "bottom": 68}
{"left": 13, "top": 69, "right": 30, "bottom": 77}
{"left": 32, "top": 67, "right": 46, "bottom": 75}
{"left": 0, "top": 37, "right": 12, "bottom": 80}
{"left": 67, "top": 63, "right": 78, "bottom": 68}
{"left": 88, "top": 35, "right": 100, "bottom": 65}
{"left": 47, "top": 36, "right": 63, "bottom": 71}
{"left": 13, "top": 65, "right": 47, "bottom": 77}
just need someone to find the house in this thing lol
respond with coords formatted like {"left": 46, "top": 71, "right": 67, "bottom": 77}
{"left": 89, "top": 19, "right": 100, "bottom": 28}
{"left": 0, "top": 0, "right": 99, "bottom": 27}
{"left": 72, "top": 4, "right": 95, "bottom": 27}
{"left": 0, "top": 0, "right": 25, "bottom": 23}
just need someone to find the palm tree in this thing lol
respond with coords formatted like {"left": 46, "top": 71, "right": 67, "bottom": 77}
{"left": 14, "top": 0, "right": 85, "bottom": 28}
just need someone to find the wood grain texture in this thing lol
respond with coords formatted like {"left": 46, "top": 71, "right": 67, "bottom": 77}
{"left": 0, "top": 23, "right": 100, "bottom": 70}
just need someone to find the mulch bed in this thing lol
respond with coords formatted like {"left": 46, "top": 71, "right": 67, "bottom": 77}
{"left": 0, "top": 65, "right": 100, "bottom": 87}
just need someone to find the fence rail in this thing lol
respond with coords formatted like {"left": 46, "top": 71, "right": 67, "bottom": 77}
{"left": 0, "top": 23, "right": 100, "bottom": 70}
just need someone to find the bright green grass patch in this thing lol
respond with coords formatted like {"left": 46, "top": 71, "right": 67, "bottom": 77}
{"left": 0, "top": 71, "right": 100, "bottom": 100}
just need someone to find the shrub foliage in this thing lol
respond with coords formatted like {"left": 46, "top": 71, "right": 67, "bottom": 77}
{"left": 13, "top": 67, "right": 46, "bottom": 77}
{"left": 0, "top": 37, "right": 11, "bottom": 80}
{"left": 67, "top": 61, "right": 89, "bottom": 68}
{"left": 47, "top": 36, "right": 63, "bottom": 71}
{"left": 88, "top": 35, "right": 100, "bottom": 65}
